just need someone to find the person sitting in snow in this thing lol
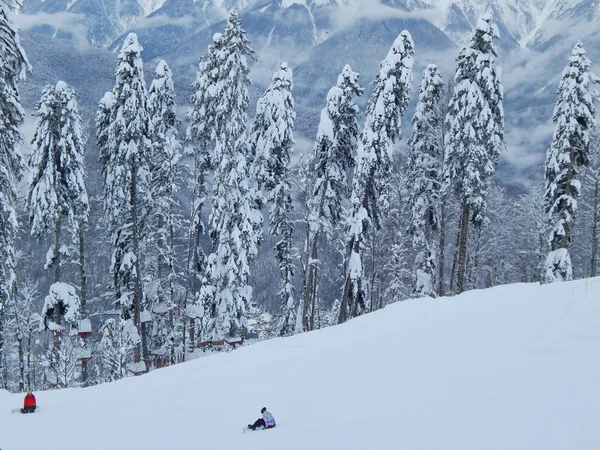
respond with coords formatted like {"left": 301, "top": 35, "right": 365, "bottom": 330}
{"left": 248, "top": 407, "right": 276, "bottom": 430}
{"left": 21, "top": 389, "right": 37, "bottom": 414}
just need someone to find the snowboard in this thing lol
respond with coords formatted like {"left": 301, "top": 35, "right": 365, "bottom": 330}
{"left": 11, "top": 406, "right": 39, "bottom": 414}
{"left": 242, "top": 426, "right": 269, "bottom": 433}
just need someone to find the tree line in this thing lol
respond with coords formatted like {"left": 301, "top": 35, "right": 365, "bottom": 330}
{"left": 0, "top": 5, "right": 598, "bottom": 391}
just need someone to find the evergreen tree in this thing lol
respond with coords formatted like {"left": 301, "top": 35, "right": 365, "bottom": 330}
{"left": 302, "top": 64, "right": 362, "bottom": 331}
{"left": 148, "top": 60, "right": 182, "bottom": 359}
{"left": 444, "top": 13, "right": 505, "bottom": 294}
{"left": 338, "top": 31, "right": 414, "bottom": 324}
{"left": 543, "top": 41, "right": 599, "bottom": 283}
{"left": 0, "top": 3, "right": 30, "bottom": 389}
{"left": 185, "top": 32, "right": 224, "bottom": 350}
{"left": 199, "top": 11, "right": 263, "bottom": 341}
{"left": 39, "top": 282, "right": 81, "bottom": 387}
{"left": 406, "top": 64, "right": 445, "bottom": 298}
{"left": 98, "top": 33, "right": 151, "bottom": 370}
{"left": 27, "top": 81, "right": 89, "bottom": 386}
{"left": 249, "top": 62, "right": 296, "bottom": 336}
{"left": 27, "top": 81, "right": 89, "bottom": 284}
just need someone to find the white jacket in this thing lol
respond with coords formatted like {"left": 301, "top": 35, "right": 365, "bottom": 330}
{"left": 262, "top": 410, "right": 276, "bottom": 428}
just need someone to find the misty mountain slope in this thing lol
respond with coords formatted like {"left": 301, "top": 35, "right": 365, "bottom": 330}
{"left": 22, "top": 0, "right": 147, "bottom": 46}
{"left": 19, "top": 31, "right": 116, "bottom": 119}
{"left": 293, "top": 16, "right": 455, "bottom": 110}
{"left": 2, "top": 278, "right": 599, "bottom": 450}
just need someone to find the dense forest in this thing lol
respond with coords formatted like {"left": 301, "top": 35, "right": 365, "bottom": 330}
{"left": 0, "top": 5, "right": 598, "bottom": 391}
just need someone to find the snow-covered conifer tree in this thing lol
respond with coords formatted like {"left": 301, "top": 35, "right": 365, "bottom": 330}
{"left": 98, "top": 33, "right": 151, "bottom": 369}
{"left": 406, "top": 64, "right": 445, "bottom": 298}
{"left": 301, "top": 64, "right": 362, "bottom": 331}
{"left": 543, "top": 41, "right": 599, "bottom": 283}
{"left": 27, "top": 81, "right": 89, "bottom": 386}
{"left": 249, "top": 62, "right": 296, "bottom": 336}
{"left": 27, "top": 81, "right": 89, "bottom": 283}
{"left": 199, "top": 11, "right": 263, "bottom": 340}
{"left": 39, "top": 282, "right": 81, "bottom": 387}
{"left": 148, "top": 60, "right": 182, "bottom": 359}
{"left": 185, "top": 32, "right": 224, "bottom": 349}
{"left": 0, "top": 3, "right": 29, "bottom": 389}
{"left": 444, "top": 14, "right": 504, "bottom": 294}
{"left": 338, "top": 31, "right": 414, "bottom": 324}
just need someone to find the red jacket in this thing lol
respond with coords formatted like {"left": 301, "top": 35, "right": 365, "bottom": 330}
{"left": 24, "top": 393, "right": 36, "bottom": 408}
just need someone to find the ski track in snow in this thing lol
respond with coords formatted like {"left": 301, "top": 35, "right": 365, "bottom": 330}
{"left": 1, "top": 278, "right": 600, "bottom": 450}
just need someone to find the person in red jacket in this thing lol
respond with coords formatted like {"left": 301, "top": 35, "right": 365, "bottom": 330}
{"left": 21, "top": 389, "right": 36, "bottom": 413}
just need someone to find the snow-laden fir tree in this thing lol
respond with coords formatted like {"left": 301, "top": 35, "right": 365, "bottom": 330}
{"left": 338, "top": 31, "right": 414, "bottom": 324}
{"left": 27, "top": 81, "right": 89, "bottom": 386}
{"left": 97, "top": 33, "right": 152, "bottom": 370}
{"left": 148, "top": 60, "right": 182, "bottom": 360}
{"left": 39, "top": 282, "right": 81, "bottom": 387}
{"left": 0, "top": 3, "right": 30, "bottom": 389}
{"left": 301, "top": 64, "right": 362, "bottom": 331}
{"left": 27, "top": 81, "right": 89, "bottom": 284}
{"left": 199, "top": 11, "right": 263, "bottom": 341}
{"left": 249, "top": 62, "right": 296, "bottom": 336}
{"left": 406, "top": 64, "right": 445, "bottom": 298}
{"left": 444, "top": 13, "right": 504, "bottom": 294}
{"left": 184, "top": 32, "right": 225, "bottom": 349}
{"left": 543, "top": 41, "right": 600, "bottom": 283}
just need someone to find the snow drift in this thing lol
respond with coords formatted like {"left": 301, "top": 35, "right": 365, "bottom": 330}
{"left": 2, "top": 278, "right": 599, "bottom": 450}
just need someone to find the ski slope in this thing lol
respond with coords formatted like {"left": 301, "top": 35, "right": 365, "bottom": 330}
{"left": 2, "top": 279, "right": 600, "bottom": 450}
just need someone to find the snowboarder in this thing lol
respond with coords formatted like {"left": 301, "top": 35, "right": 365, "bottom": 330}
{"left": 247, "top": 407, "right": 276, "bottom": 430}
{"left": 21, "top": 389, "right": 37, "bottom": 414}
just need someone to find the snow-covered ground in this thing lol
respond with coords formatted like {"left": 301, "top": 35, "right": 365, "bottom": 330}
{"left": 2, "top": 278, "right": 600, "bottom": 450}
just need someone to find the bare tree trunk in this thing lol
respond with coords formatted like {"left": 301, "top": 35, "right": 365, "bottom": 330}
{"left": 456, "top": 202, "right": 470, "bottom": 294}
{"left": 52, "top": 315, "right": 62, "bottom": 387}
{"left": 302, "top": 231, "right": 319, "bottom": 332}
{"left": 130, "top": 165, "right": 146, "bottom": 366}
{"left": 78, "top": 227, "right": 88, "bottom": 385}
{"left": 591, "top": 176, "right": 599, "bottom": 277}
{"left": 17, "top": 337, "right": 24, "bottom": 391}
{"left": 449, "top": 222, "right": 461, "bottom": 294}
{"left": 338, "top": 235, "right": 360, "bottom": 324}
{"left": 26, "top": 324, "right": 33, "bottom": 389}
{"left": 0, "top": 316, "right": 6, "bottom": 390}
{"left": 54, "top": 218, "right": 62, "bottom": 283}
{"left": 437, "top": 202, "right": 447, "bottom": 296}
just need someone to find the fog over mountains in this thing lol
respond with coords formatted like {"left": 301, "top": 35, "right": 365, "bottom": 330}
{"left": 15, "top": 0, "right": 600, "bottom": 189}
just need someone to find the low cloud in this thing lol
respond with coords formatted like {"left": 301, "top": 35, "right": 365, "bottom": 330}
{"left": 15, "top": 12, "right": 90, "bottom": 50}
{"left": 331, "top": 0, "right": 440, "bottom": 31}
{"left": 131, "top": 14, "right": 196, "bottom": 31}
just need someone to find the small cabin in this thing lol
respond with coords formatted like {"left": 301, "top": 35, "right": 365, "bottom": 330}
{"left": 129, "top": 361, "right": 148, "bottom": 376}
{"left": 225, "top": 336, "right": 243, "bottom": 349}
{"left": 79, "top": 348, "right": 92, "bottom": 361}
{"left": 76, "top": 319, "right": 92, "bottom": 338}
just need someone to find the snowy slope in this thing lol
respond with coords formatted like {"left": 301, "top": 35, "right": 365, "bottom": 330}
{"left": 2, "top": 278, "right": 600, "bottom": 450}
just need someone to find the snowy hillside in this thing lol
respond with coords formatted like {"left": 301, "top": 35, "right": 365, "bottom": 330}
{"left": 2, "top": 279, "right": 599, "bottom": 450}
